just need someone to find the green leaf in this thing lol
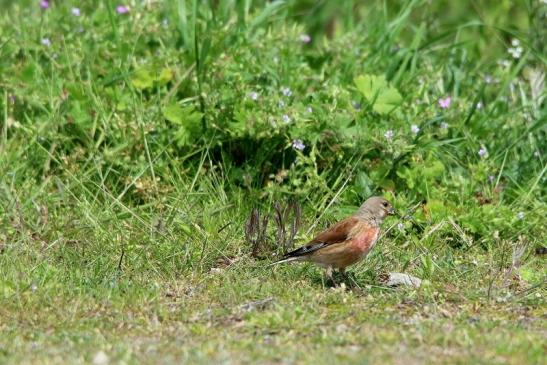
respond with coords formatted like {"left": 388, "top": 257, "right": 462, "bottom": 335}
{"left": 519, "top": 267, "right": 543, "bottom": 284}
{"left": 163, "top": 103, "right": 185, "bottom": 124}
{"left": 158, "top": 68, "right": 173, "bottom": 84}
{"left": 131, "top": 68, "right": 155, "bottom": 90}
{"left": 354, "top": 74, "right": 402, "bottom": 114}
{"left": 355, "top": 171, "right": 373, "bottom": 197}
{"left": 423, "top": 160, "right": 445, "bottom": 179}
{"left": 163, "top": 103, "right": 203, "bottom": 146}
{"left": 132, "top": 67, "right": 173, "bottom": 90}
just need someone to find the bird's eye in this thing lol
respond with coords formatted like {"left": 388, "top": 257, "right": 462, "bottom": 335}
{"left": 382, "top": 202, "right": 388, "bottom": 207}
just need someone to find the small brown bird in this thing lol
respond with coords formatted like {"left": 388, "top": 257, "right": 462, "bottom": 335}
{"left": 273, "top": 196, "right": 395, "bottom": 281}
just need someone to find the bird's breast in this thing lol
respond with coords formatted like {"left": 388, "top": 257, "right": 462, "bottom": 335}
{"left": 351, "top": 226, "right": 380, "bottom": 253}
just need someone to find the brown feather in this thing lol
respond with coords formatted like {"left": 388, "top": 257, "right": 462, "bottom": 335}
{"left": 308, "top": 217, "right": 360, "bottom": 245}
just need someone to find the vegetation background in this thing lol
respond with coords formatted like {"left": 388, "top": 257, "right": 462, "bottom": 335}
{"left": 0, "top": 0, "right": 545, "bottom": 364}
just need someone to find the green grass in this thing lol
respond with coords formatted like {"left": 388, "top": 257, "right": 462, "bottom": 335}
{"left": 0, "top": 0, "right": 546, "bottom": 364}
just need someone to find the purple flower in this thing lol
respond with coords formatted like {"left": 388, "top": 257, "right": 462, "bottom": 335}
{"left": 40, "top": 0, "right": 49, "bottom": 9}
{"left": 282, "top": 114, "right": 291, "bottom": 123}
{"left": 411, "top": 124, "right": 420, "bottom": 134}
{"left": 116, "top": 5, "right": 129, "bottom": 14}
{"left": 306, "top": 106, "right": 313, "bottom": 113}
{"left": 299, "top": 34, "right": 311, "bottom": 43}
{"left": 438, "top": 97, "right": 452, "bottom": 109}
{"left": 488, "top": 175, "right": 495, "bottom": 183}
{"left": 248, "top": 91, "right": 259, "bottom": 101}
{"left": 71, "top": 7, "right": 81, "bottom": 16}
{"left": 281, "top": 87, "right": 292, "bottom": 97}
{"left": 41, "top": 38, "right": 51, "bottom": 47}
{"left": 384, "top": 130, "right": 394, "bottom": 140}
{"left": 292, "top": 139, "right": 305, "bottom": 151}
{"left": 478, "top": 147, "right": 487, "bottom": 158}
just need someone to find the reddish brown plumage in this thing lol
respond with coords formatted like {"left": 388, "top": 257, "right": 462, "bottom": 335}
{"left": 307, "top": 219, "right": 379, "bottom": 269}
{"left": 275, "top": 196, "right": 394, "bottom": 277}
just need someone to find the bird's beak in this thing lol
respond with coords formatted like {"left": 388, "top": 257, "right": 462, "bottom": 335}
{"left": 388, "top": 207, "right": 396, "bottom": 215}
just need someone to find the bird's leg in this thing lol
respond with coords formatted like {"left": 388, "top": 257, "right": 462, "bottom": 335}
{"left": 325, "top": 266, "right": 335, "bottom": 286}
{"left": 340, "top": 268, "right": 362, "bottom": 290}
{"left": 338, "top": 267, "right": 352, "bottom": 287}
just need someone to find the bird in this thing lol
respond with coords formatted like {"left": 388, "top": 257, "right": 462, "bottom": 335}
{"left": 272, "top": 196, "right": 395, "bottom": 282}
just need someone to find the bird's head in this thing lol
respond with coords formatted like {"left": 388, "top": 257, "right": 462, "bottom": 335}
{"left": 356, "top": 196, "right": 395, "bottom": 223}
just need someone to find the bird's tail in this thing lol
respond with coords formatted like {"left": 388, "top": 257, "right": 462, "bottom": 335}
{"left": 268, "top": 256, "right": 300, "bottom": 267}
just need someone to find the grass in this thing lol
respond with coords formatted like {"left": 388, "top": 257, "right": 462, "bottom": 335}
{"left": 0, "top": 0, "right": 546, "bottom": 364}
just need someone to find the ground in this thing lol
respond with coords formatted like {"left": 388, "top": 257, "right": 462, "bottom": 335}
{"left": 0, "top": 1, "right": 545, "bottom": 364}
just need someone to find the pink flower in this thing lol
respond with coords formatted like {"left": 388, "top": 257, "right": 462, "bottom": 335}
{"left": 40, "top": 0, "right": 49, "bottom": 9}
{"left": 438, "top": 97, "right": 452, "bottom": 109}
{"left": 116, "top": 5, "right": 129, "bottom": 14}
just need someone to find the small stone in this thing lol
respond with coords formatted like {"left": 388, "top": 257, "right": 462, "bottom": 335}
{"left": 92, "top": 350, "right": 109, "bottom": 365}
{"left": 383, "top": 273, "right": 422, "bottom": 288}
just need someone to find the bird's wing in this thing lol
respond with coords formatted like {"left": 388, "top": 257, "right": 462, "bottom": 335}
{"left": 282, "top": 217, "right": 359, "bottom": 259}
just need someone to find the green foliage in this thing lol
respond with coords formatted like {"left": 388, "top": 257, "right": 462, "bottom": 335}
{"left": 354, "top": 74, "right": 403, "bottom": 114}
{"left": 0, "top": 1, "right": 545, "bottom": 363}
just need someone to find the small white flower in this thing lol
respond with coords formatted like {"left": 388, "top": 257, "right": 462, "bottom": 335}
{"left": 292, "top": 139, "right": 305, "bottom": 151}
{"left": 30, "top": 283, "right": 38, "bottom": 292}
{"left": 498, "top": 59, "right": 511, "bottom": 67}
{"left": 248, "top": 91, "right": 259, "bottom": 101}
{"left": 281, "top": 87, "right": 292, "bottom": 97}
{"left": 384, "top": 130, "right": 394, "bottom": 140}
{"left": 71, "top": 7, "right": 81, "bottom": 16}
{"left": 411, "top": 124, "right": 420, "bottom": 134}
{"left": 516, "top": 212, "right": 525, "bottom": 220}
{"left": 397, "top": 222, "right": 405, "bottom": 232}
{"left": 306, "top": 106, "right": 313, "bottom": 113}
{"left": 478, "top": 147, "right": 488, "bottom": 158}
{"left": 511, "top": 38, "right": 520, "bottom": 47}
{"left": 278, "top": 100, "right": 285, "bottom": 108}
{"left": 507, "top": 45, "right": 523, "bottom": 59}
{"left": 440, "top": 122, "right": 449, "bottom": 130}
{"left": 282, "top": 114, "right": 291, "bottom": 123}
{"left": 299, "top": 34, "right": 311, "bottom": 43}
{"left": 41, "top": 38, "right": 51, "bottom": 46}
{"left": 476, "top": 101, "right": 483, "bottom": 109}
{"left": 484, "top": 74, "right": 493, "bottom": 84}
